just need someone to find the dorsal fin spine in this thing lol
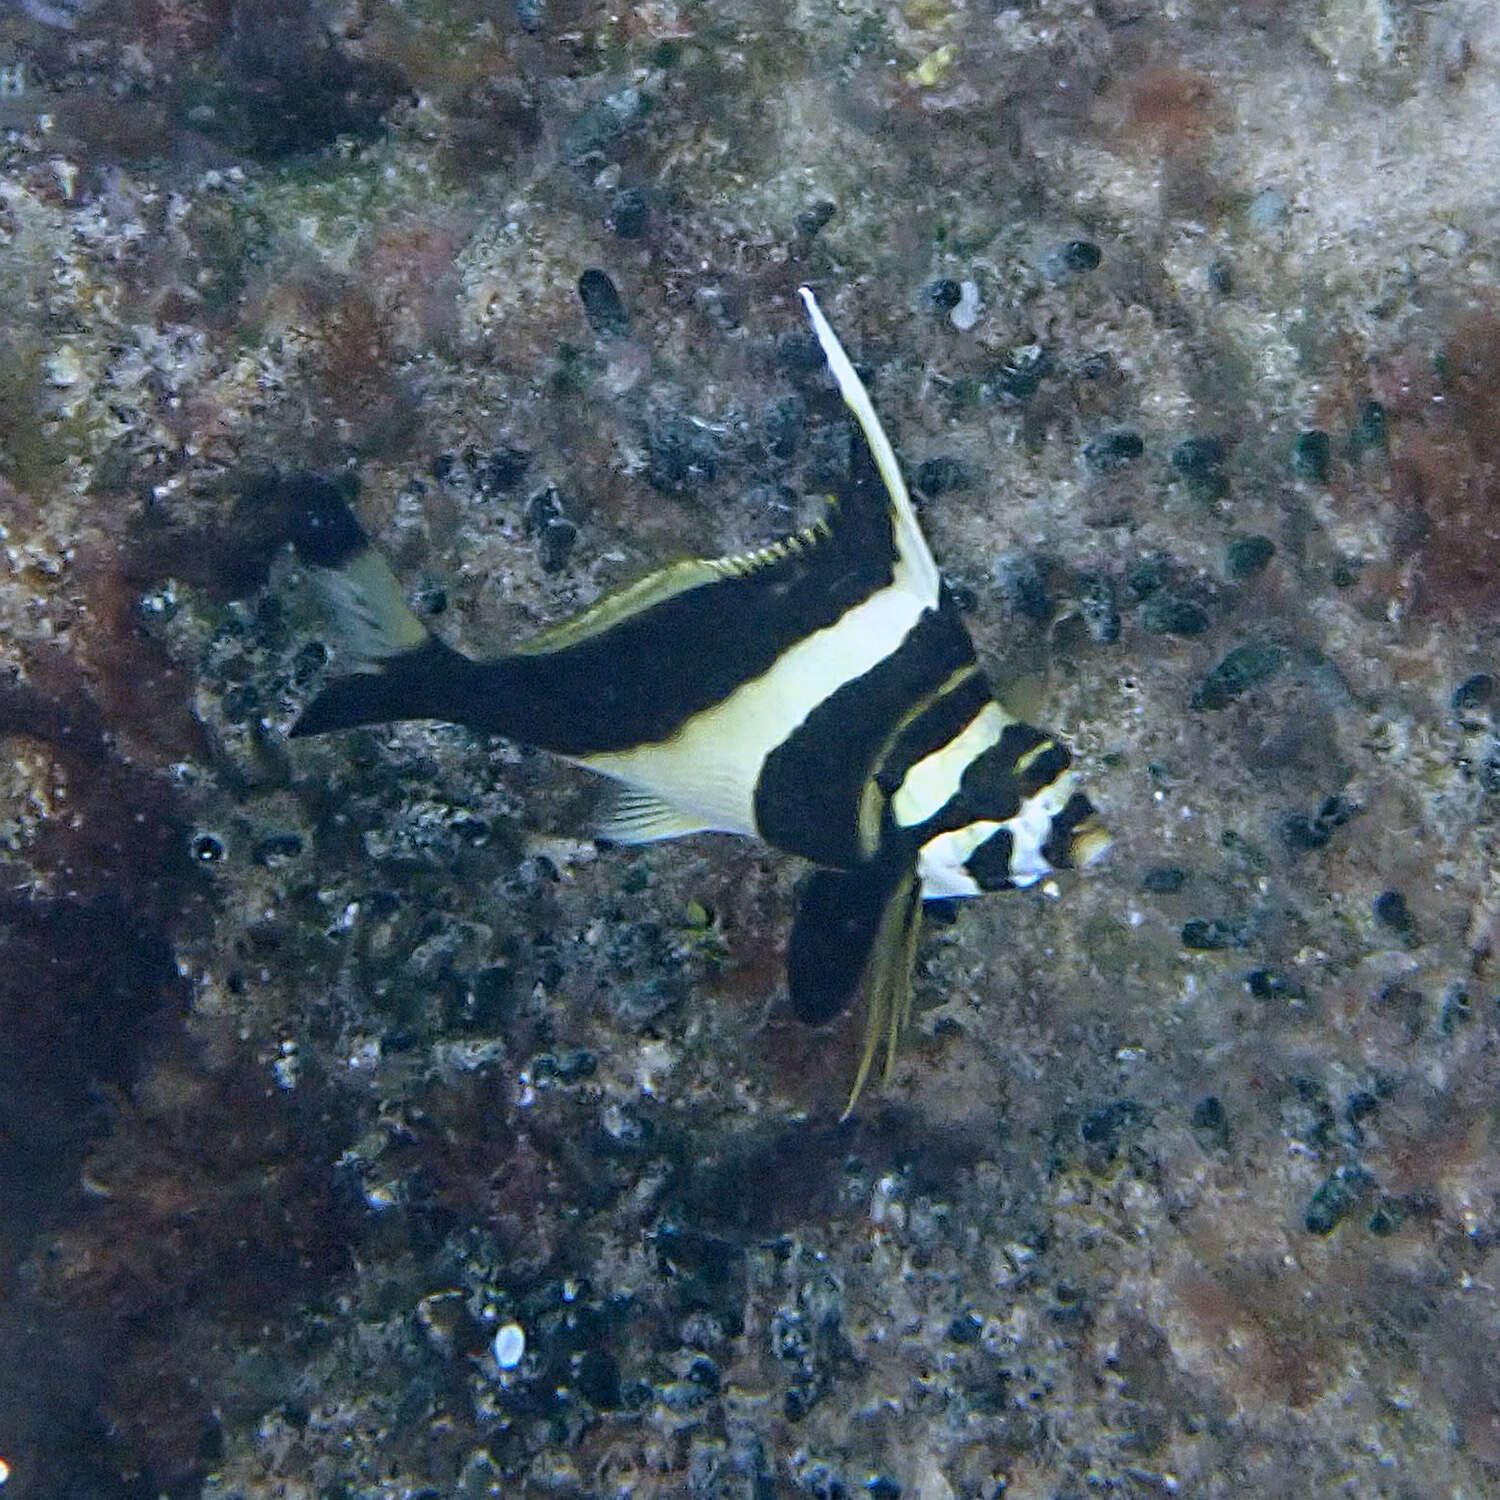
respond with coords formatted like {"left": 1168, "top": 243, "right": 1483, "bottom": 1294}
{"left": 797, "top": 286, "right": 941, "bottom": 605}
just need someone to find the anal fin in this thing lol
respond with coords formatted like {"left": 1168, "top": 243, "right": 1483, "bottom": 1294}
{"left": 595, "top": 788, "right": 714, "bottom": 844}
{"left": 787, "top": 860, "right": 923, "bottom": 1118}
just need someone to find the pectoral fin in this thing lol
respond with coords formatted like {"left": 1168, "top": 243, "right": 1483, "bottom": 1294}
{"left": 595, "top": 787, "right": 714, "bottom": 844}
{"left": 787, "top": 861, "right": 923, "bottom": 1118}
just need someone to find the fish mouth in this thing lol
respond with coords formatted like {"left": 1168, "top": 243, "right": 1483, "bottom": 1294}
{"left": 1041, "top": 790, "right": 1111, "bottom": 872}
{"left": 1068, "top": 818, "right": 1113, "bottom": 869}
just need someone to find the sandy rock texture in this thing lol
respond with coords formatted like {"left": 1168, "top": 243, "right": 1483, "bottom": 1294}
{"left": 2, "top": 1, "right": 1499, "bottom": 1496}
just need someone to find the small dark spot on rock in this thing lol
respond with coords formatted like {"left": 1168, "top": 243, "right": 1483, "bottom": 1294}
{"left": 1304, "top": 1164, "right": 1374, "bottom": 1235}
{"left": 1375, "top": 981, "right": 1425, "bottom": 1041}
{"left": 292, "top": 640, "right": 328, "bottom": 687}
{"left": 914, "top": 456, "right": 973, "bottom": 496}
{"left": 1282, "top": 793, "right": 1357, "bottom": 853}
{"left": 578, "top": 268, "right": 629, "bottom": 335}
{"left": 1373, "top": 888, "right": 1416, "bottom": 941}
{"left": 1225, "top": 534, "right": 1275, "bottom": 580}
{"left": 1080, "top": 1099, "right": 1147, "bottom": 1163}
{"left": 284, "top": 473, "right": 366, "bottom": 569}
{"left": 1351, "top": 399, "right": 1387, "bottom": 452}
{"left": 1367, "top": 1194, "right": 1406, "bottom": 1236}
{"left": 535, "top": 1048, "right": 596, "bottom": 1084}
{"left": 986, "top": 343, "right": 1051, "bottom": 405}
{"left": 1180, "top": 918, "right": 1247, "bottom": 951}
{"left": 1190, "top": 1094, "right": 1230, "bottom": 1152}
{"left": 1190, "top": 642, "right": 1284, "bottom": 710}
{"left": 1245, "top": 967, "right": 1304, "bottom": 1000}
{"left": 1077, "top": 349, "right": 1119, "bottom": 383}
{"left": 762, "top": 394, "right": 806, "bottom": 460}
{"left": 607, "top": 187, "right": 649, "bottom": 239}
{"left": 1084, "top": 427, "right": 1145, "bottom": 474}
{"left": 1170, "top": 434, "right": 1227, "bottom": 476}
{"left": 1044, "top": 238, "right": 1102, "bottom": 279}
{"left": 778, "top": 329, "right": 826, "bottom": 372}
{"left": 523, "top": 485, "right": 578, "bottom": 572}
{"left": 1124, "top": 552, "right": 1169, "bottom": 599}
{"left": 191, "top": 832, "right": 224, "bottom": 863}
{"left": 1139, "top": 593, "right": 1209, "bottom": 636}
{"left": 645, "top": 411, "right": 721, "bottom": 495}
{"left": 1439, "top": 986, "right": 1472, "bottom": 1034}
{"left": 1452, "top": 672, "right": 1495, "bottom": 721}
{"left": 1345, "top": 1090, "right": 1380, "bottom": 1124}
{"left": 924, "top": 277, "right": 963, "bottom": 312}
{"left": 992, "top": 550, "right": 1050, "bottom": 622}
{"left": 252, "top": 832, "right": 303, "bottom": 867}
{"left": 476, "top": 445, "right": 531, "bottom": 492}
{"left": 1078, "top": 571, "right": 1120, "bottom": 644}
{"left": 795, "top": 200, "right": 837, "bottom": 238}
{"left": 1141, "top": 865, "right": 1188, "bottom": 893}
{"left": 1281, "top": 813, "right": 1328, "bottom": 852}
{"left": 1208, "top": 258, "right": 1234, "bottom": 294}
{"left": 1292, "top": 428, "right": 1332, "bottom": 484}
{"left": 946, "top": 1312, "right": 983, "bottom": 1345}
{"left": 515, "top": 0, "right": 546, "bottom": 33}
{"left": 574, "top": 1348, "right": 620, "bottom": 1407}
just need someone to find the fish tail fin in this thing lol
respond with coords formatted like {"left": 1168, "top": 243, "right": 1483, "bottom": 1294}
{"left": 285, "top": 481, "right": 472, "bottom": 738}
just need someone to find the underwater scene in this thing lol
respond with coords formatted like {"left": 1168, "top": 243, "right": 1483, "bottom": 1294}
{"left": 1, "top": 1, "right": 1498, "bottom": 1496}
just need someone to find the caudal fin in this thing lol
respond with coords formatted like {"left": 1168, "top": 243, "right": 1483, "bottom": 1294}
{"left": 284, "top": 479, "right": 474, "bottom": 737}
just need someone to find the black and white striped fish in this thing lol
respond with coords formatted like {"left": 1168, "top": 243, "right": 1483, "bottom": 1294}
{"left": 288, "top": 287, "right": 1109, "bottom": 1113}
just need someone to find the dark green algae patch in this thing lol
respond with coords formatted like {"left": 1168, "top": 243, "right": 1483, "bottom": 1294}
{"left": 1190, "top": 641, "right": 1286, "bottom": 709}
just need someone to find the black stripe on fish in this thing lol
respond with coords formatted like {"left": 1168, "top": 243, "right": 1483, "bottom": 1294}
{"left": 964, "top": 826, "right": 1015, "bottom": 888}
{"left": 874, "top": 667, "right": 994, "bottom": 795}
{"left": 1015, "top": 740, "right": 1073, "bottom": 798}
{"left": 994, "top": 721, "right": 1052, "bottom": 775}
{"left": 293, "top": 485, "right": 904, "bottom": 757}
{"left": 752, "top": 586, "right": 977, "bottom": 866}
{"left": 420, "top": 428, "right": 906, "bottom": 757}
{"left": 1041, "top": 789, "right": 1100, "bottom": 868}
{"left": 467, "top": 551, "right": 893, "bottom": 755}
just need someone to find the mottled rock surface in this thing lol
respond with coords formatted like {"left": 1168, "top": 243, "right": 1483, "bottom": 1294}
{"left": 3, "top": 1, "right": 1500, "bottom": 1496}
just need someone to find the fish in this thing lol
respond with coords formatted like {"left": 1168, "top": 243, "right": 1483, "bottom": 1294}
{"left": 288, "top": 286, "right": 1110, "bottom": 1115}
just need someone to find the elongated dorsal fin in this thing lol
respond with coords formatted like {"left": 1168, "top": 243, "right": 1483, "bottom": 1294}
{"left": 514, "top": 288, "right": 938, "bottom": 664}
{"left": 798, "top": 285, "right": 940, "bottom": 606}
{"left": 515, "top": 525, "right": 833, "bottom": 659}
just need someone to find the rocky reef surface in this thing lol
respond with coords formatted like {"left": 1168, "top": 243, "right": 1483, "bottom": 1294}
{"left": 2, "top": 1, "right": 1499, "bottom": 1496}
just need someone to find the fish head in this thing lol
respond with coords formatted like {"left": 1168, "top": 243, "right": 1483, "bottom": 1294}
{"left": 914, "top": 773, "right": 1110, "bottom": 898}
